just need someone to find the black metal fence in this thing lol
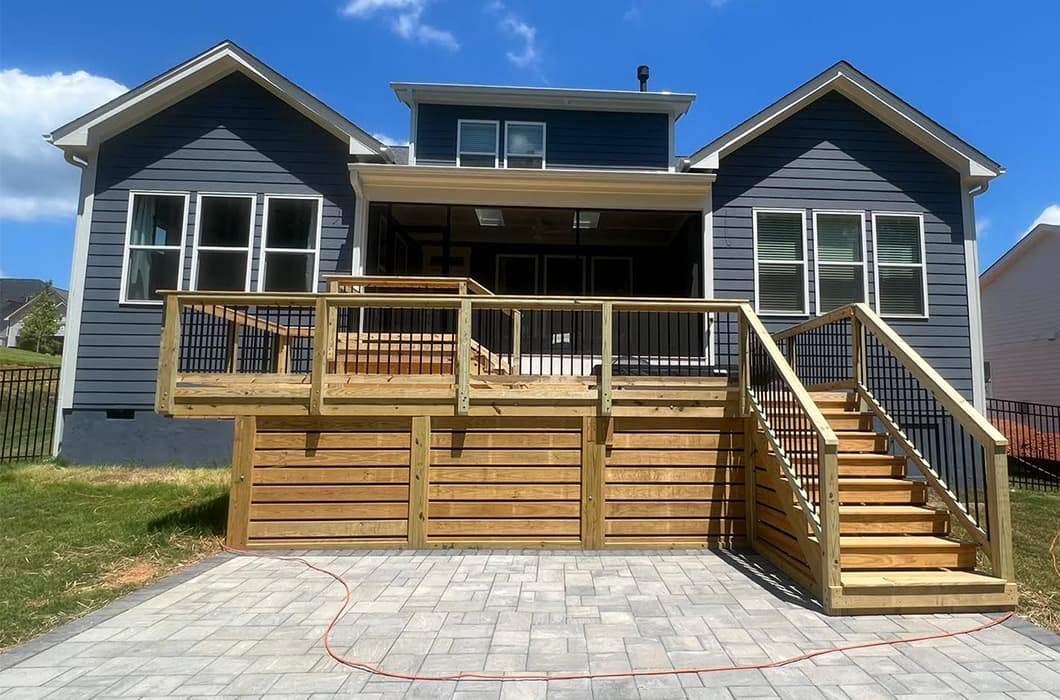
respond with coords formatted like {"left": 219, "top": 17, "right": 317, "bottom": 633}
{"left": 987, "top": 398, "right": 1060, "bottom": 491}
{"left": 0, "top": 366, "right": 60, "bottom": 463}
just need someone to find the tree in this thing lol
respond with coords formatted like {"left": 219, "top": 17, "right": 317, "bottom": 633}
{"left": 17, "top": 283, "right": 63, "bottom": 355}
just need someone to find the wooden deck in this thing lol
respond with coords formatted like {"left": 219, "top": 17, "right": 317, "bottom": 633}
{"left": 158, "top": 281, "right": 1016, "bottom": 615}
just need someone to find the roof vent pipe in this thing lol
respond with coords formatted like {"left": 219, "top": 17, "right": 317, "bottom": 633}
{"left": 637, "top": 65, "right": 650, "bottom": 92}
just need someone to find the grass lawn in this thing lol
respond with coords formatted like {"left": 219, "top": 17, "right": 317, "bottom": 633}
{"left": 1009, "top": 488, "right": 1060, "bottom": 632}
{"left": 0, "top": 464, "right": 228, "bottom": 650}
{"left": 0, "top": 347, "right": 62, "bottom": 368}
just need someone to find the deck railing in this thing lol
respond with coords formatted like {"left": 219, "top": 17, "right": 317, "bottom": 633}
{"left": 987, "top": 398, "right": 1060, "bottom": 491}
{"left": 774, "top": 303, "right": 1013, "bottom": 580}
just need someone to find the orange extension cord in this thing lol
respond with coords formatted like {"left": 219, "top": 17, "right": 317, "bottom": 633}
{"left": 221, "top": 544, "right": 1021, "bottom": 683}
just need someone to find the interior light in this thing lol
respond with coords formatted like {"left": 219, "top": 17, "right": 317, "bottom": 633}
{"left": 475, "top": 208, "right": 505, "bottom": 227}
{"left": 574, "top": 211, "right": 600, "bottom": 229}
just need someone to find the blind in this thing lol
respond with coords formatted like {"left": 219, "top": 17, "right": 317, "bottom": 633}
{"left": 876, "top": 215, "right": 922, "bottom": 264}
{"left": 759, "top": 263, "right": 805, "bottom": 313}
{"left": 816, "top": 213, "right": 863, "bottom": 263}
{"left": 459, "top": 122, "right": 497, "bottom": 154}
{"left": 818, "top": 265, "right": 864, "bottom": 312}
{"left": 756, "top": 212, "right": 803, "bottom": 261}
{"left": 878, "top": 266, "right": 925, "bottom": 316}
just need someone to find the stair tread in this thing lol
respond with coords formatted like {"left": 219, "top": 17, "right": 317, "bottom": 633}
{"left": 842, "top": 570, "right": 1007, "bottom": 588}
{"left": 840, "top": 535, "right": 971, "bottom": 548}
{"left": 839, "top": 505, "right": 944, "bottom": 515}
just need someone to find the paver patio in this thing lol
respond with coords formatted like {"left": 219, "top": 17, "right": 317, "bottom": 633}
{"left": 1, "top": 550, "right": 1058, "bottom": 699}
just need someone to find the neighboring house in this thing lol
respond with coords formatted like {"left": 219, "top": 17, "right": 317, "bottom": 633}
{"left": 0, "top": 279, "right": 68, "bottom": 349}
{"left": 980, "top": 223, "right": 1060, "bottom": 405}
{"left": 43, "top": 41, "right": 1017, "bottom": 614}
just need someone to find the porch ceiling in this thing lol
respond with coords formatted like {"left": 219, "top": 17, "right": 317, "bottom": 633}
{"left": 349, "top": 164, "right": 714, "bottom": 211}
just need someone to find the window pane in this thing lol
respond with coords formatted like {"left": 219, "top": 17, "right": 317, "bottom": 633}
{"left": 876, "top": 215, "right": 922, "bottom": 264}
{"left": 199, "top": 196, "right": 252, "bottom": 247}
{"left": 758, "top": 262, "right": 805, "bottom": 313}
{"left": 263, "top": 252, "right": 314, "bottom": 292}
{"left": 197, "top": 250, "right": 248, "bottom": 291}
{"left": 125, "top": 249, "right": 180, "bottom": 301}
{"left": 507, "top": 124, "right": 544, "bottom": 156}
{"left": 816, "top": 214, "right": 863, "bottom": 263}
{"left": 129, "top": 194, "right": 185, "bottom": 246}
{"left": 756, "top": 212, "right": 803, "bottom": 261}
{"left": 878, "top": 266, "right": 925, "bottom": 316}
{"left": 265, "top": 199, "right": 317, "bottom": 249}
{"left": 506, "top": 155, "right": 544, "bottom": 169}
{"left": 459, "top": 122, "right": 497, "bottom": 154}
{"left": 818, "top": 265, "right": 864, "bottom": 312}
{"left": 459, "top": 153, "right": 496, "bottom": 168}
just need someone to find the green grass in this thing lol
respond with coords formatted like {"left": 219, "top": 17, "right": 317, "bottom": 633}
{"left": 0, "top": 347, "right": 62, "bottom": 368}
{"left": 1009, "top": 489, "right": 1060, "bottom": 632}
{"left": 0, "top": 464, "right": 228, "bottom": 650}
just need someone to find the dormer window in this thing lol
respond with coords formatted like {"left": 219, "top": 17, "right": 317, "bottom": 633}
{"left": 457, "top": 120, "right": 499, "bottom": 167}
{"left": 505, "top": 122, "right": 546, "bottom": 169}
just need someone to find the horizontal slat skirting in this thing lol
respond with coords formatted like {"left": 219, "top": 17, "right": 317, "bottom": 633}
{"left": 256, "top": 432, "right": 410, "bottom": 449}
{"left": 253, "top": 450, "right": 410, "bottom": 467}
{"left": 252, "top": 485, "right": 410, "bottom": 502}
{"left": 427, "top": 519, "right": 580, "bottom": 537}
{"left": 604, "top": 518, "right": 745, "bottom": 536}
{"left": 252, "top": 467, "right": 410, "bottom": 485}
{"left": 432, "top": 432, "right": 582, "bottom": 449}
{"left": 605, "top": 467, "right": 744, "bottom": 483}
{"left": 605, "top": 501, "right": 745, "bottom": 518}
{"left": 609, "top": 432, "right": 744, "bottom": 449}
{"left": 430, "top": 467, "right": 581, "bottom": 483}
{"left": 429, "top": 501, "right": 581, "bottom": 518}
{"left": 605, "top": 450, "right": 743, "bottom": 467}
{"left": 604, "top": 484, "right": 744, "bottom": 500}
{"left": 256, "top": 416, "right": 412, "bottom": 431}
{"left": 428, "top": 484, "right": 581, "bottom": 500}
{"left": 248, "top": 519, "right": 408, "bottom": 538}
{"left": 429, "top": 449, "right": 581, "bottom": 466}
{"left": 250, "top": 503, "right": 408, "bottom": 520}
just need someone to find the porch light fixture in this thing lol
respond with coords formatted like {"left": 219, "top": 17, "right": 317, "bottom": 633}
{"left": 574, "top": 211, "right": 600, "bottom": 230}
{"left": 475, "top": 208, "right": 505, "bottom": 227}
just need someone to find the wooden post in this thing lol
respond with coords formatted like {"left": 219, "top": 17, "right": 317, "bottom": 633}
{"left": 456, "top": 298, "right": 472, "bottom": 415}
{"left": 818, "top": 435, "right": 842, "bottom": 611}
{"left": 851, "top": 311, "right": 866, "bottom": 388}
{"left": 986, "top": 444, "right": 1015, "bottom": 580}
{"left": 155, "top": 295, "right": 180, "bottom": 415}
{"left": 225, "top": 320, "right": 240, "bottom": 374}
{"left": 599, "top": 302, "right": 613, "bottom": 416}
{"left": 310, "top": 297, "right": 329, "bottom": 414}
{"left": 738, "top": 311, "right": 750, "bottom": 417}
{"left": 275, "top": 334, "right": 290, "bottom": 374}
{"left": 511, "top": 309, "right": 522, "bottom": 375}
{"left": 742, "top": 416, "right": 757, "bottom": 546}
{"left": 581, "top": 416, "right": 606, "bottom": 549}
{"left": 226, "top": 416, "right": 256, "bottom": 548}
{"left": 409, "top": 416, "right": 431, "bottom": 548}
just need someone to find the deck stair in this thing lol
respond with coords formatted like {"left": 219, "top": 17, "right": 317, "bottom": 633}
{"left": 798, "top": 389, "right": 1015, "bottom": 613}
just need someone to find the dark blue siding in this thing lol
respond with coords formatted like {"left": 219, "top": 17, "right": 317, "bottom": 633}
{"left": 712, "top": 92, "right": 974, "bottom": 396}
{"left": 415, "top": 104, "right": 669, "bottom": 170}
{"left": 73, "top": 72, "right": 356, "bottom": 417}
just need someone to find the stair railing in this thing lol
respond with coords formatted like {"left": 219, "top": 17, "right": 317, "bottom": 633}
{"left": 740, "top": 307, "right": 842, "bottom": 602}
{"left": 774, "top": 303, "right": 1013, "bottom": 581}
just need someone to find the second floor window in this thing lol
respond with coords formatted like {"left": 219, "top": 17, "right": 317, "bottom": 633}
{"left": 457, "top": 120, "right": 499, "bottom": 167}
{"left": 192, "top": 194, "right": 254, "bottom": 291}
{"left": 259, "top": 196, "right": 321, "bottom": 292}
{"left": 873, "top": 213, "right": 928, "bottom": 318}
{"left": 754, "top": 209, "right": 808, "bottom": 315}
{"left": 122, "top": 192, "right": 188, "bottom": 304}
{"left": 814, "top": 212, "right": 867, "bottom": 313}
{"left": 505, "top": 122, "right": 545, "bottom": 169}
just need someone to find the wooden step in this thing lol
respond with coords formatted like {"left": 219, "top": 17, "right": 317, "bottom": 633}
{"left": 835, "top": 571, "right": 1017, "bottom": 614}
{"left": 836, "top": 431, "right": 889, "bottom": 453}
{"left": 838, "top": 454, "right": 907, "bottom": 478}
{"left": 839, "top": 505, "right": 950, "bottom": 535}
{"left": 837, "top": 478, "right": 927, "bottom": 505}
{"left": 808, "top": 391, "right": 856, "bottom": 409}
{"left": 840, "top": 535, "right": 976, "bottom": 570}
{"left": 824, "top": 412, "right": 874, "bottom": 431}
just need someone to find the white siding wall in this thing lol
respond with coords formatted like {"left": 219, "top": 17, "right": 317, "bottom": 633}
{"left": 981, "top": 233, "right": 1060, "bottom": 405}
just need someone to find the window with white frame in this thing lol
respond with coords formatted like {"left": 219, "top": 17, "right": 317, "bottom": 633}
{"left": 813, "top": 211, "right": 867, "bottom": 313}
{"left": 259, "top": 196, "right": 321, "bottom": 292}
{"left": 192, "top": 194, "right": 255, "bottom": 291}
{"left": 505, "top": 122, "right": 545, "bottom": 169}
{"left": 873, "top": 213, "right": 928, "bottom": 317}
{"left": 457, "top": 120, "right": 499, "bottom": 167}
{"left": 121, "top": 192, "right": 188, "bottom": 303}
{"left": 754, "top": 210, "right": 808, "bottom": 315}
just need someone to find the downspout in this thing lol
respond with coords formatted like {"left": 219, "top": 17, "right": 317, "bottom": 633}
{"left": 964, "top": 179, "right": 990, "bottom": 412}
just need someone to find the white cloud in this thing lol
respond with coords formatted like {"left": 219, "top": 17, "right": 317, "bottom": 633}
{"left": 371, "top": 132, "right": 410, "bottom": 146}
{"left": 976, "top": 216, "right": 991, "bottom": 237}
{"left": 0, "top": 69, "right": 126, "bottom": 221}
{"left": 1026, "top": 204, "right": 1060, "bottom": 236}
{"left": 489, "top": 2, "right": 541, "bottom": 72}
{"left": 341, "top": 0, "right": 459, "bottom": 50}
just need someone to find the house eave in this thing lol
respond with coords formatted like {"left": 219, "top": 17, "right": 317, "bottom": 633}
{"left": 390, "top": 82, "right": 696, "bottom": 119}
{"left": 980, "top": 223, "right": 1060, "bottom": 288}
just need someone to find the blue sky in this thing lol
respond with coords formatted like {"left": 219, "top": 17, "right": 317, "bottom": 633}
{"left": 1, "top": 0, "right": 1057, "bottom": 288}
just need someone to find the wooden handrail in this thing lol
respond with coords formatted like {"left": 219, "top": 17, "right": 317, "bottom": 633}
{"left": 772, "top": 305, "right": 855, "bottom": 342}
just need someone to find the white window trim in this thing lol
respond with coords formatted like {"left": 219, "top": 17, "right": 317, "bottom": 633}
{"left": 456, "top": 119, "right": 499, "bottom": 167}
{"left": 812, "top": 210, "right": 869, "bottom": 316}
{"left": 503, "top": 121, "right": 546, "bottom": 169}
{"left": 871, "top": 211, "right": 929, "bottom": 319}
{"left": 591, "top": 256, "right": 634, "bottom": 296}
{"left": 118, "top": 190, "right": 190, "bottom": 306}
{"left": 752, "top": 208, "right": 809, "bottom": 317}
{"left": 256, "top": 194, "right": 324, "bottom": 293}
{"left": 190, "top": 193, "right": 256, "bottom": 292}
{"left": 495, "top": 253, "right": 539, "bottom": 294}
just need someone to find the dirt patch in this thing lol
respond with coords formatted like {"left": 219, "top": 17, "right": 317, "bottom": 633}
{"left": 103, "top": 560, "right": 162, "bottom": 589}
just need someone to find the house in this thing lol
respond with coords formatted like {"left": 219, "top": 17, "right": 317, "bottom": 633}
{"left": 0, "top": 279, "right": 68, "bottom": 349}
{"left": 46, "top": 41, "right": 1015, "bottom": 614}
{"left": 981, "top": 223, "right": 1060, "bottom": 405}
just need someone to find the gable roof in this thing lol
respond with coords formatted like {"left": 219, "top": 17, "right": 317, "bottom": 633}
{"left": 981, "top": 223, "right": 1060, "bottom": 287}
{"left": 0, "top": 279, "right": 67, "bottom": 325}
{"left": 3, "top": 288, "right": 67, "bottom": 324}
{"left": 391, "top": 82, "right": 695, "bottom": 119}
{"left": 46, "top": 41, "right": 384, "bottom": 159}
{"left": 685, "top": 61, "right": 1003, "bottom": 183}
